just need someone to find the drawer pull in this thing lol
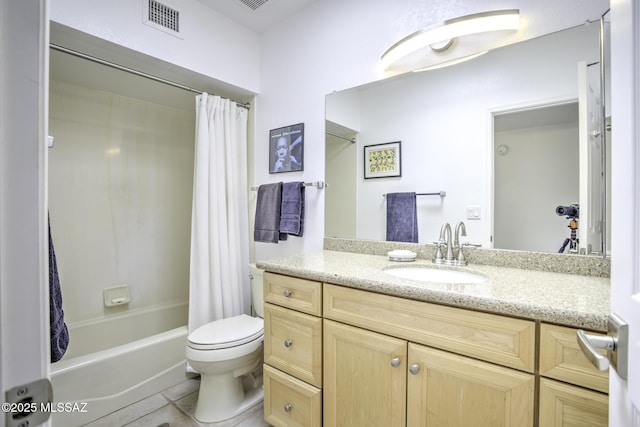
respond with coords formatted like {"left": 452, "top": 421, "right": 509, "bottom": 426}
{"left": 390, "top": 357, "right": 401, "bottom": 368}
{"left": 283, "top": 289, "right": 292, "bottom": 297}
{"left": 284, "top": 339, "right": 293, "bottom": 348}
{"left": 284, "top": 403, "right": 292, "bottom": 412}
{"left": 409, "top": 364, "right": 420, "bottom": 375}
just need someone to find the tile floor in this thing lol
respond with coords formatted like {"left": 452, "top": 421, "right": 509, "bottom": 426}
{"left": 84, "top": 378, "right": 271, "bottom": 427}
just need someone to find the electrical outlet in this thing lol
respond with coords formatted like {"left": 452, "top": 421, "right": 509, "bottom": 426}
{"left": 466, "top": 206, "right": 481, "bottom": 220}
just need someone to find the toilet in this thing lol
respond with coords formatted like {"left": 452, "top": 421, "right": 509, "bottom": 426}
{"left": 186, "top": 264, "right": 265, "bottom": 423}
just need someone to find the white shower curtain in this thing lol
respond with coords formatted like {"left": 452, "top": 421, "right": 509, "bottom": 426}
{"left": 188, "top": 93, "right": 249, "bottom": 333}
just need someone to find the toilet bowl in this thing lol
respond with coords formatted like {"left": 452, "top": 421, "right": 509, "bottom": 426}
{"left": 186, "top": 265, "right": 265, "bottom": 423}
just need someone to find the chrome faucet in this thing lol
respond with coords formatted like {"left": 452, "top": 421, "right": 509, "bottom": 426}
{"left": 454, "top": 221, "right": 468, "bottom": 265}
{"left": 434, "top": 223, "right": 454, "bottom": 264}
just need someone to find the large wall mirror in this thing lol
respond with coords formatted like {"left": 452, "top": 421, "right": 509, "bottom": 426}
{"left": 325, "top": 19, "right": 611, "bottom": 257}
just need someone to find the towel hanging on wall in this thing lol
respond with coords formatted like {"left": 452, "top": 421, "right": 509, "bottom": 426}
{"left": 49, "top": 214, "right": 69, "bottom": 362}
{"left": 280, "top": 181, "right": 305, "bottom": 237}
{"left": 386, "top": 192, "right": 419, "bottom": 243}
{"left": 254, "top": 183, "right": 287, "bottom": 243}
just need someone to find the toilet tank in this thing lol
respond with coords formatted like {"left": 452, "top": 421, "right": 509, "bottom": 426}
{"left": 249, "top": 264, "right": 264, "bottom": 318}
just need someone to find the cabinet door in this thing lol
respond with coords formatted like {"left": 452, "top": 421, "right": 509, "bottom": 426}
{"left": 407, "top": 343, "right": 534, "bottom": 427}
{"left": 324, "top": 319, "right": 407, "bottom": 427}
{"left": 539, "top": 378, "right": 608, "bottom": 427}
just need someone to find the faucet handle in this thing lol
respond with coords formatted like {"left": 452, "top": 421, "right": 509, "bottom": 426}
{"left": 433, "top": 241, "right": 445, "bottom": 263}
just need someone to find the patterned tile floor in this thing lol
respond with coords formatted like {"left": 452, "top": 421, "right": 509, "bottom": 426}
{"left": 83, "top": 378, "right": 270, "bottom": 427}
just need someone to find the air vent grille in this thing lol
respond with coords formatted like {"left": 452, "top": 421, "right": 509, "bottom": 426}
{"left": 147, "top": 0, "right": 179, "bottom": 32}
{"left": 238, "top": 0, "right": 269, "bottom": 11}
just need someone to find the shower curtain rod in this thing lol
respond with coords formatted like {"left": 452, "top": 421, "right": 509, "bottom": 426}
{"left": 49, "top": 44, "right": 251, "bottom": 110}
{"left": 325, "top": 131, "right": 356, "bottom": 143}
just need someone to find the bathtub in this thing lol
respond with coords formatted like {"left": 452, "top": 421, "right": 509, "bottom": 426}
{"left": 50, "top": 302, "right": 191, "bottom": 426}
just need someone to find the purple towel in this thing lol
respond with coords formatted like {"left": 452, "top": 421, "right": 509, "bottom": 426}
{"left": 386, "top": 192, "right": 418, "bottom": 243}
{"left": 49, "top": 214, "right": 69, "bottom": 362}
{"left": 280, "top": 182, "right": 305, "bottom": 236}
{"left": 254, "top": 183, "right": 287, "bottom": 243}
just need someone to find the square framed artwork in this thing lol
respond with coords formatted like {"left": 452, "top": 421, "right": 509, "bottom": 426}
{"left": 364, "top": 141, "right": 401, "bottom": 179}
{"left": 269, "top": 123, "right": 304, "bottom": 173}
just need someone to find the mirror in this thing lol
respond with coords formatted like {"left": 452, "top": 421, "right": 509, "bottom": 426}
{"left": 325, "top": 22, "right": 611, "bottom": 255}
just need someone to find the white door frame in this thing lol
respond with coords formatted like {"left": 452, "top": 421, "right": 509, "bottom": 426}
{"left": 0, "top": 0, "right": 51, "bottom": 426}
{"left": 609, "top": 0, "right": 640, "bottom": 425}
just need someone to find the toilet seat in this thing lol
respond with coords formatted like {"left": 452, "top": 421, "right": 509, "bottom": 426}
{"left": 188, "top": 314, "right": 263, "bottom": 351}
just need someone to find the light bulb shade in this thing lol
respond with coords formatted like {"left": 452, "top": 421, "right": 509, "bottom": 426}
{"left": 381, "top": 9, "right": 519, "bottom": 71}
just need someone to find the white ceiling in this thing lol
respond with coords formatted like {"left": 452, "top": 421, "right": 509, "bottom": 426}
{"left": 195, "top": 0, "right": 317, "bottom": 32}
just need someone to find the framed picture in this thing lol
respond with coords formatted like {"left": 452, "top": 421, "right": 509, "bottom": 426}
{"left": 364, "top": 141, "right": 402, "bottom": 179}
{"left": 269, "top": 123, "right": 304, "bottom": 173}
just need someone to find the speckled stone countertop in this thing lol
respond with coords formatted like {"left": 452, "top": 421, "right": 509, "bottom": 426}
{"left": 257, "top": 250, "right": 610, "bottom": 332}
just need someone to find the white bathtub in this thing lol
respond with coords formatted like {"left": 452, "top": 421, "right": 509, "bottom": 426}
{"left": 50, "top": 302, "right": 190, "bottom": 426}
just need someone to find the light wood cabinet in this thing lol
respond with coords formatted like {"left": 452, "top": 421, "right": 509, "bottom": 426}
{"left": 539, "top": 323, "right": 609, "bottom": 426}
{"left": 539, "top": 378, "right": 608, "bottom": 427}
{"left": 540, "top": 323, "right": 609, "bottom": 393}
{"left": 263, "top": 273, "right": 323, "bottom": 427}
{"left": 323, "top": 319, "right": 407, "bottom": 427}
{"left": 264, "top": 364, "right": 322, "bottom": 427}
{"left": 262, "top": 272, "right": 609, "bottom": 427}
{"left": 407, "top": 344, "right": 534, "bottom": 427}
{"left": 322, "top": 305, "right": 535, "bottom": 427}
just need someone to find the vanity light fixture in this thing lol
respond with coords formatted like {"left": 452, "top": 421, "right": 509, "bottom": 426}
{"left": 412, "top": 51, "right": 489, "bottom": 72}
{"left": 380, "top": 9, "right": 520, "bottom": 71}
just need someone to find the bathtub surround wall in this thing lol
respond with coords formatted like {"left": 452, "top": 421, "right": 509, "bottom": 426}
{"left": 48, "top": 79, "right": 194, "bottom": 325}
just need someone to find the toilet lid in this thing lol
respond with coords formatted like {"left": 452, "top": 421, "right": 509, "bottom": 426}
{"left": 187, "top": 314, "right": 264, "bottom": 350}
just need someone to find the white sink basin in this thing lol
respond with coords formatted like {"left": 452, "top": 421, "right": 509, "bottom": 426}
{"left": 384, "top": 267, "right": 487, "bottom": 284}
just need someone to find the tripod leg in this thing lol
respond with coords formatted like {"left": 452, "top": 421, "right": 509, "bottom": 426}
{"left": 559, "top": 238, "right": 570, "bottom": 253}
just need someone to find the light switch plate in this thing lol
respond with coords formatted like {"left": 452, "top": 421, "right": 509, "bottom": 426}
{"left": 466, "top": 206, "right": 481, "bottom": 220}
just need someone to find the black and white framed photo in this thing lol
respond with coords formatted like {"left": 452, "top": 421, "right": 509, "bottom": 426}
{"left": 364, "top": 141, "right": 401, "bottom": 179}
{"left": 269, "top": 123, "right": 304, "bottom": 173}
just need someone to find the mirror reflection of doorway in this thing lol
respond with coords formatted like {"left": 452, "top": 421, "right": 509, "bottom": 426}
{"left": 493, "top": 102, "right": 580, "bottom": 253}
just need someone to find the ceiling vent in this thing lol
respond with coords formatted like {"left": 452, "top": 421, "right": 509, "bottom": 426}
{"left": 143, "top": 0, "right": 181, "bottom": 38}
{"left": 237, "top": 0, "right": 269, "bottom": 11}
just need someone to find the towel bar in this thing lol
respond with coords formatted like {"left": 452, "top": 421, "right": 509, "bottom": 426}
{"left": 383, "top": 191, "right": 446, "bottom": 197}
{"left": 251, "top": 181, "right": 325, "bottom": 191}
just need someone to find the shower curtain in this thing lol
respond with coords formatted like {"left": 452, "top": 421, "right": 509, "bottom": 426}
{"left": 188, "top": 94, "right": 249, "bottom": 333}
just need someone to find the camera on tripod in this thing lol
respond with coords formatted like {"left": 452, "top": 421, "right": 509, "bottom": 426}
{"left": 556, "top": 203, "right": 579, "bottom": 253}
{"left": 555, "top": 204, "right": 579, "bottom": 219}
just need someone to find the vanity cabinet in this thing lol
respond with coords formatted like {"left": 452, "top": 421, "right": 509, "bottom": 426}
{"left": 261, "top": 272, "right": 609, "bottom": 427}
{"left": 263, "top": 272, "right": 323, "bottom": 427}
{"left": 539, "top": 323, "right": 609, "bottom": 426}
{"left": 323, "top": 283, "right": 535, "bottom": 427}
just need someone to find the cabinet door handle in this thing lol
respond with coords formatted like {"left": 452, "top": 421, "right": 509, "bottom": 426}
{"left": 409, "top": 364, "right": 420, "bottom": 375}
{"left": 284, "top": 339, "right": 293, "bottom": 348}
{"left": 283, "top": 289, "right": 292, "bottom": 297}
{"left": 390, "top": 357, "right": 401, "bottom": 368}
{"left": 284, "top": 403, "right": 292, "bottom": 412}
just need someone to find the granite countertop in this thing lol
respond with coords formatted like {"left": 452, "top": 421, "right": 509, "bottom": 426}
{"left": 257, "top": 250, "right": 610, "bottom": 332}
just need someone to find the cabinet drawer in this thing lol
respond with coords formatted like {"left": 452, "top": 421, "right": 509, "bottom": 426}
{"left": 539, "top": 378, "right": 608, "bottom": 427}
{"left": 323, "top": 283, "right": 535, "bottom": 372}
{"left": 264, "top": 303, "right": 323, "bottom": 387}
{"left": 264, "top": 364, "right": 322, "bottom": 427}
{"left": 264, "top": 272, "right": 322, "bottom": 316}
{"left": 540, "top": 323, "right": 609, "bottom": 393}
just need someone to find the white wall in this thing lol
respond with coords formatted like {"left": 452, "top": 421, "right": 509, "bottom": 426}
{"left": 50, "top": 0, "right": 260, "bottom": 94}
{"left": 255, "top": 0, "right": 609, "bottom": 261}
{"left": 495, "top": 122, "right": 579, "bottom": 252}
{"left": 48, "top": 79, "right": 195, "bottom": 323}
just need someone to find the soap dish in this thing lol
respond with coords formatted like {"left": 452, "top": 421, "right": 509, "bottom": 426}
{"left": 388, "top": 250, "right": 417, "bottom": 262}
